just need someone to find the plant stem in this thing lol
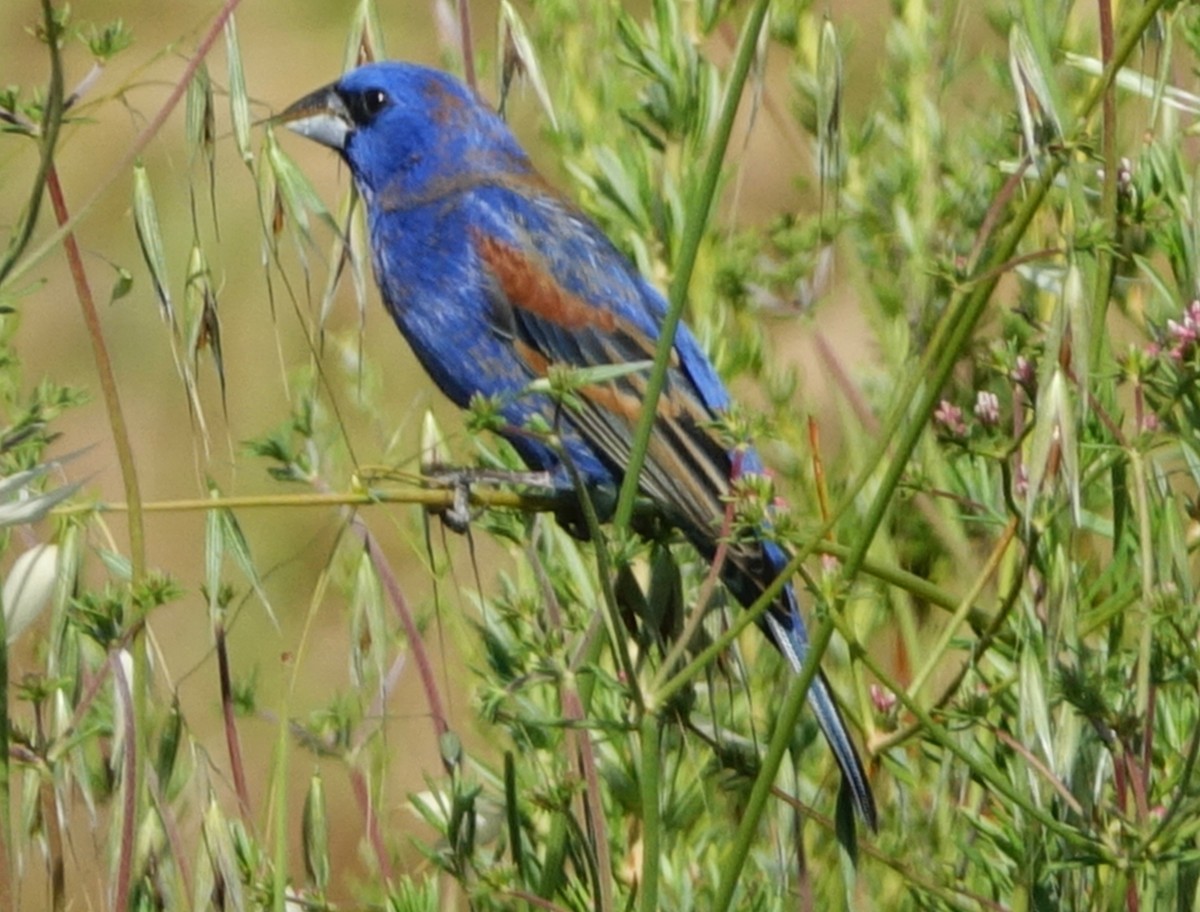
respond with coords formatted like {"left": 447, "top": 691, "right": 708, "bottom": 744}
{"left": 638, "top": 712, "right": 662, "bottom": 912}
{"left": 712, "top": 617, "right": 835, "bottom": 911}
{"left": 612, "top": 0, "right": 772, "bottom": 532}
{"left": 1, "top": 0, "right": 248, "bottom": 292}
{"left": 1091, "top": 0, "right": 1118, "bottom": 370}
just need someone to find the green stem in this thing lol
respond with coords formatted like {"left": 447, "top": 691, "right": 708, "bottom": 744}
{"left": 563, "top": 456, "right": 642, "bottom": 712}
{"left": 712, "top": 617, "right": 835, "bottom": 911}
{"left": 653, "top": 527, "right": 988, "bottom": 709}
{"left": 638, "top": 713, "right": 662, "bottom": 912}
{"left": 1090, "top": 0, "right": 1118, "bottom": 370}
{"left": 539, "top": 586, "right": 614, "bottom": 898}
{"left": 0, "top": 604, "right": 8, "bottom": 911}
{"left": 55, "top": 485, "right": 612, "bottom": 517}
{"left": 1129, "top": 450, "right": 1155, "bottom": 773}
{"left": 0, "top": 1, "right": 64, "bottom": 286}
{"left": 612, "top": 0, "right": 772, "bottom": 531}
{"left": 905, "top": 518, "right": 1018, "bottom": 700}
{"left": 272, "top": 686, "right": 291, "bottom": 912}
{"left": 848, "top": 623, "right": 1105, "bottom": 855}
{"left": 0, "top": 2, "right": 66, "bottom": 896}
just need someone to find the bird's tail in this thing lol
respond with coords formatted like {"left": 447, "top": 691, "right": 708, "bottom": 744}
{"left": 762, "top": 590, "right": 878, "bottom": 830}
{"left": 722, "top": 540, "right": 878, "bottom": 830}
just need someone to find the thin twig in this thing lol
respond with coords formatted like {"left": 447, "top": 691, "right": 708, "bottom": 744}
{"left": 562, "top": 689, "right": 613, "bottom": 912}
{"left": 2, "top": 0, "right": 248, "bottom": 290}
{"left": 457, "top": 0, "right": 477, "bottom": 90}
{"left": 360, "top": 520, "right": 451, "bottom": 744}
{"left": 215, "top": 622, "right": 253, "bottom": 820}
{"left": 347, "top": 652, "right": 407, "bottom": 882}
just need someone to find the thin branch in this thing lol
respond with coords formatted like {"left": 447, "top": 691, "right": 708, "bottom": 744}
{"left": 360, "top": 518, "right": 451, "bottom": 746}
{"left": 2, "top": 0, "right": 248, "bottom": 291}
{"left": 214, "top": 622, "right": 253, "bottom": 820}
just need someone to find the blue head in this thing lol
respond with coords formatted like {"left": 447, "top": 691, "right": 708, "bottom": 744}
{"left": 280, "top": 62, "right": 533, "bottom": 203}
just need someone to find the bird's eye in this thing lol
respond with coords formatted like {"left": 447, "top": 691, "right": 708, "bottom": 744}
{"left": 362, "top": 88, "right": 389, "bottom": 115}
{"left": 344, "top": 87, "right": 390, "bottom": 125}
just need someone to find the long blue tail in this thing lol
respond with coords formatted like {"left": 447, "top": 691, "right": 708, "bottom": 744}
{"left": 762, "top": 584, "right": 877, "bottom": 830}
{"left": 710, "top": 535, "right": 876, "bottom": 830}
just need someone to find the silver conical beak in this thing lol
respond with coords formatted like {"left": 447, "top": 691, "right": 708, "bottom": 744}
{"left": 276, "top": 84, "right": 352, "bottom": 150}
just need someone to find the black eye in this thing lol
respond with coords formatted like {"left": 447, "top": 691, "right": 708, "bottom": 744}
{"left": 345, "top": 87, "right": 390, "bottom": 125}
{"left": 363, "top": 88, "right": 388, "bottom": 114}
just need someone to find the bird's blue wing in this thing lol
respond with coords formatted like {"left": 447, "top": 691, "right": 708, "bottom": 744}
{"left": 469, "top": 182, "right": 737, "bottom": 539}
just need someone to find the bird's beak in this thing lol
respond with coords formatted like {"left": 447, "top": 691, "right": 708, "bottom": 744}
{"left": 276, "top": 84, "right": 352, "bottom": 150}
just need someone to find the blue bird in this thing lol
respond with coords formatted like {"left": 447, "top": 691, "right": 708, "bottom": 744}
{"left": 281, "top": 61, "right": 876, "bottom": 829}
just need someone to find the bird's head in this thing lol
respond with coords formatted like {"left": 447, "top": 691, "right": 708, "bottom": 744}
{"left": 279, "top": 62, "right": 531, "bottom": 202}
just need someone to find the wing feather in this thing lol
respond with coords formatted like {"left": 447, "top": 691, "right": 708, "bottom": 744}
{"left": 470, "top": 203, "right": 734, "bottom": 539}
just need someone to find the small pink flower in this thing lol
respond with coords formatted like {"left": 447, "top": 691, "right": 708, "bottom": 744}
{"left": 1013, "top": 463, "right": 1029, "bottom": 499}
{"left": 974, "top": 390, "right": 1001, "bottom": 427}
{"left": 1163, "top": 299, "right": 1200, "bottom": 362}
{"left": 934, "top": 400, "right": 967, "bottom": 436}
{"left": 870, "top": 684, "right": 897, "bottom": 714}
{"left": 1011, "top": 355, "right": 1035, "bottom": 388}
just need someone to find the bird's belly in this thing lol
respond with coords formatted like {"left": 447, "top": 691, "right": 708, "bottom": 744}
{"left": 380, "top": 286, "right": 614, "bottom": 486}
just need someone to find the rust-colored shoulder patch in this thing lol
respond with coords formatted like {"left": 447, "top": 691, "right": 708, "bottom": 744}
{"left": 422, "top": 78, "right": 468, "bottom": 125}
{"left": 472, "top": 230, "right": 617, "bottom": 334}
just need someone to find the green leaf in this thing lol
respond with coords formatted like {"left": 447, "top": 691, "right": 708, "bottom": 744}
{"left": 223, "top": 15, "right": 252, "bottom": 164}
{"left": 132, "top": 161, "right": 172, "bottom": 322}
{"left": 525, "top": 359, "right": 654, "bottom": 394}
{"left": 498, "top": 0, "right": 558, "bottom": 130}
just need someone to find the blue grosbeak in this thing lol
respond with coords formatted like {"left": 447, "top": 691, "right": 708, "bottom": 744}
{"left": 281, "top": 62, "right": 876, "bottom": 829}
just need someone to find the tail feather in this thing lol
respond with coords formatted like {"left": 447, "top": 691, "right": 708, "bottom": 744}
{"left": 680, "top": 519, "right": 878, "bottom": 828}
{"left": 764, "top": 607, "right": 878, "bottom": 830}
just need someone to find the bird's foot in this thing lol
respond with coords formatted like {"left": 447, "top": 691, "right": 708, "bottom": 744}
{"left": 422, "top": 467, "right": 556, "bottom": 534}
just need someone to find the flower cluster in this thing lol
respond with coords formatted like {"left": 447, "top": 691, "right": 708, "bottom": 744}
{"left": 933, "top": 400, "right": 967, "bottom": 437}
{"left": 933, "top": 389, "right": 1003, "bottom": 438}
{"left": 1161, "top": 299, "right": 1200, "bottom": 363}
{"left": 974, "top": 390, "right": 1001, "bottom": 427}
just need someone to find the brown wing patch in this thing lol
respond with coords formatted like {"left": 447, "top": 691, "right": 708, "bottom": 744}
{"left": 473, "top": 230, "right": 618, "bottom": 334}
{"left": 580, "top": 383, "right": 650, "bottom": 424}
{"left": 513, "top": 340, "right": 551, "bottom": 376}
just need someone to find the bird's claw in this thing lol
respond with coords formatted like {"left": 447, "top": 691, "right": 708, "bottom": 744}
{"left": 422, "top": 468, "right": 478, "bottom": 533}
{"left": 423, "top": 467, "right": 555, "bottom": 534}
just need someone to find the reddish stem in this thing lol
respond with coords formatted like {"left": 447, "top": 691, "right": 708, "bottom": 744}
{"left": 347, "top": 652, "right": 408, "bottom": 882}
{"left": 349, "top": 765, "right": 394, "bottom": 881}
{"left": 562, "top": 687, "right": 612, "bottom": 911}
{"left": 360, "top": 524, "right": 450, "bottom": 744}
{"left": 215, "top": 623, "right": 253, "bottom": 820}
{"left": 457, "top": 0, "right": 477, "bottom": 90}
